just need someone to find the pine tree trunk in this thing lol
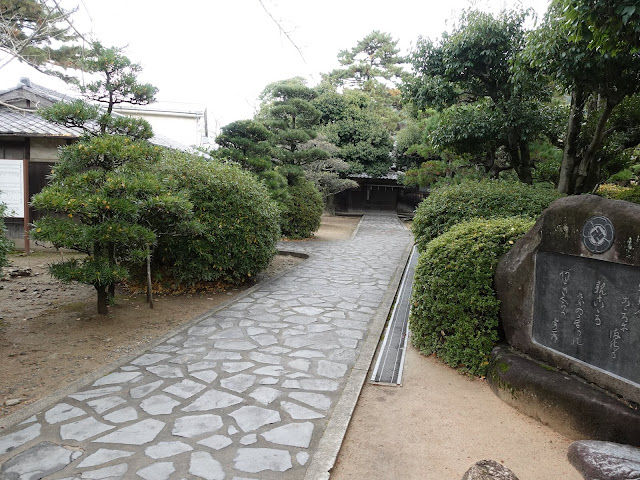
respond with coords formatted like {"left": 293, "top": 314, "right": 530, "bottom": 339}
{"left": 96, "top": 286, "right": 108, "bottom": 315}
{"left": 146, "top": 250, "right": 154, "bottom": 309}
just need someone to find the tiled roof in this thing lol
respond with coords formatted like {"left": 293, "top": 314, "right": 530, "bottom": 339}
{"left": 0, "top": 108, "right": 82, "bottom": 137}
{"left": 349, "top": 172, "right": 399, "bottom": 180}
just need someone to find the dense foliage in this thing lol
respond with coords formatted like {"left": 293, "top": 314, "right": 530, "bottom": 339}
{"left": 0, "top": 200, "right": 13, "bottom": 267}
{"left": 150, "top": 153, "right": 280, "bottom": 285}
{"left": 410, "top": 216, "right": 534, "bottom": 376}
{"left": 280, "top": 176, "right": 324, "bottom": 239}
{"left": 412, "top": 180, "right": 562, "bottom": 250}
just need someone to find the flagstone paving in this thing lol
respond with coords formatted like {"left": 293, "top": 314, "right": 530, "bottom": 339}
{"left": 0, "top": 213, "right": 412, "bottom": 479}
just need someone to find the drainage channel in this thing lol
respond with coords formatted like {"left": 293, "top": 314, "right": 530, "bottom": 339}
{"left": 370, "top": 244, "right": 419, "bottom": 385}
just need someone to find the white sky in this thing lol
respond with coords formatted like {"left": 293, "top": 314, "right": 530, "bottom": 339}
{"left": 0, "top": 0, "right": 551, "bottom": 136}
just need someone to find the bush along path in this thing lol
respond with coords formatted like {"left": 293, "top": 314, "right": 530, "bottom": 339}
{"left": 0, "top": 213, "right": 413, "bottom": 480}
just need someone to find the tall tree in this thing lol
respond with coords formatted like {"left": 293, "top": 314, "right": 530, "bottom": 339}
{"left": 33, "top": 43, "right": 190, "bottom": 314}
{"left": 525, "top": 1, "right": 640, "bottom": 193}
{"left": 403, "top": 9, "right": 554, "bottom": 184}
{"left": 0, "top": 0, "right": 81, "bottom": 78}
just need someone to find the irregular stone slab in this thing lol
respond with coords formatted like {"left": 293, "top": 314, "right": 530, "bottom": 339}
{"left": 211, "top": 327, "right": 245, "bottom": 339}
{"left": 260, "top": 377, "right": 279, "bottom": 385}
{"left": 163, "top": 379, "right": 206, "bottom": 399}
{"left": 45, "top": 403, "right": 86, "bottom": 424}
{"left": 253, "top": 365, "right": 287, "bottom": 377}
{"left": 140, "top": 394, "right": 181, "bottom": 415}
{"left": 230, "top": 406, "right": 281, "bottom": 432}
{"left": 234, "top": 448, "right": 292, "bottom": 473}
{"left": 94, "top": 419, "right": 165, "bottom": 445}
{"left": 282, "top": 379, "right": 339, "bottom": 391}
{"left": 93, "top": 371, "right": 142, "bottom": 386}
{"left": 249, "top": 386, "right": 282, "bottom": 405}
{"left": 221, "top": 362, "right": 255, "bottom": 373}
{"left": 249, "top": 352, "right": 282, "bottom": 364}
{"left": 213, "top": 340, "right": 258, "bottom": 351}
{"left": 172, "top": 414, "right": 223, "bottom": 438}
{"left": 198, "top": 434, "right": 233, "bottom": 450}
{"left": 79, "top": 463, "right": 128, "bottom": 478}
{"left": 317, "top": 360, "right": 349, "bottom": 379}
{"left": 306, "top": 324, "right": 334, "bottom": 333}
{"left": 60, "top": 417, "right": 114, "bottom": 441}
{"left": 69, "top": 386, "right": 122, "bottom": 401}
{"left": 182, "top": 389, "right": 243, "bottom": 411}
{"left": 187, "top": 360, "right": 218, "bottom": 373}
{"left": 246, "top": 327, "right": 267, "bottom": 335}
{"left": 131, "top": 353, "right": 171, "bottom": 366}
{"left": 169, "top": 354, "right": 200, "bottom": 365}
{"left": 190, "top": 370, "right": 218, "bottom": 383}
{"left": 568, "top": 440, "right": 640, "bottom": 480}
{"left": 221, "top": 374, "right": 257, "bottom": 393}
{"left": 335, "top": 328, "right": 364, "bottom": 340}
{"left": 289, "top": 392, "right": 332, "bottom": 410}
{"left": 189, "top": 451, "right": 225, "bottom": 480}
{"left": 289, "top": 349, "right": 325, "bottom": 359}
{"left": 281, "top": 401, "right": 324, "bottom": 420}
{"left": 137, "top": 461, "right": 175, "bottom": 480}
{"left": 87, "top": 396, "right": 127, "bottom": 414}
{"left": 297, "top": 452, "right": 310, "bottom": 465}
{"left": 287, "top": 372, "right": 311, "bottom": 379}
{"left": 241, "top": 434, "right": 257, "bottom": 445}
{"left": 119, "top": 366, "right": 139, "bottom": 372}
{"left": 260, "top": 346, "right": 291, "bottom": 354}
{"left": 461, "top": 460, "right": 520, "bottom": 480}
{"left": 0, "top": 441, "right": 82, "bottom": 479}
{"left": 146, "top": 365, "right": 184, "bottom": 378}
{"left": 145, "top": 441, "right": 193, "bottom": 459}
{"left": 204, "top": 350, "right": 244, "bottom": 361}
{"left": 19, "top": 416, "right": 37, "bottom": 425}
{"left": 103, "top": 407, "right": 138, "bottom": 424}
{"left": 188, "top": 325, "right": 218, "bottom": 336}
{"left": 293, "top": 306, "right": 324, "bottom": 316}
{"left": 283, "top": 315, "right": 317, "bottom": 325}
{"left": 130, "top": 380, "right": 163, "bottom": 399}
{"left": 261, "top": 421, "right": 314, "bottom": 448}
{"left": 0, "top": 423, "right": 41, "bottom": 455}
{"left": 339, "top": 337, "right": 359, "bottom": 348}
{"left": 289, "top": 359, "right": 311, "bottom": 372}
{"left": 78, "top": 448, "right": 134, "bottom": 468}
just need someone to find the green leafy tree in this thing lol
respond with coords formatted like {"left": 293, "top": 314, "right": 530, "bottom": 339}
{"left": 525, "top": 1, "right": 640, "bottom": 193}
{"left": 403, "top": 10, "right": 554, "bottom": 184}
{"left": 0, "top": 198, "right": 13, "bottom": 267}
{"left": 0, "top": 0, "right": 81, "bottom": 78}
{"left": 315, "top": 87, "right": 394, "bottom": 176}
{"left": 215, "top": 119, "right": 273, "bottom": 172}
{"left": 32, "top": 44, "right": 188, "bottom": 314}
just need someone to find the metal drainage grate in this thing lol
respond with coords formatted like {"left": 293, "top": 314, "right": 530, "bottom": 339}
{"left": 370, "top": 245, "right": 418, "bottom": 385}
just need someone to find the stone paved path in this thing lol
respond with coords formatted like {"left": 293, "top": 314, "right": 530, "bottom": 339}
{"left": 0, "top": 213, "right": 412, "bottom": 480}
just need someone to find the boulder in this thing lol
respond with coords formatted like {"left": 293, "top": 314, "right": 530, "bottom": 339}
{"left": 568, "top": 440, "right": 640, "bottom": 480}
{"left": 461, "top": 460, "right": 519, "bottom": 480}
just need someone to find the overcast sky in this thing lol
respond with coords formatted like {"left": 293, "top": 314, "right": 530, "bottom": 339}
{"left": 1, "top": 0, "right": 551, "bottom": 135}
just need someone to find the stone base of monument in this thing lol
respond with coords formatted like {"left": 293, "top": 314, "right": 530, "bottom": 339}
{"left": 487, "top": 344, "right": 640, "bottom": 446}
{"left": 568, "top": 440, "right": 640, "bottom": 480}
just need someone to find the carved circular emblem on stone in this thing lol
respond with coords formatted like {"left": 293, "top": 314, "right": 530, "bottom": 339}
{"left": 582, "top": 216, "right": 615, "bottom": 253}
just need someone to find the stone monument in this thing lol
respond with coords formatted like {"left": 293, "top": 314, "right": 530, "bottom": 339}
{"left": 492, "top": 195, "right": 640, "bottom": 445}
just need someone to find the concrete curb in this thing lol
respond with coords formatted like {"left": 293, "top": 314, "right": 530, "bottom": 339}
{"left": 0, "top": 250, "right": 309, "bottom": 431}
{"left": 303, "top": 216, "right": 414, "bottom": 480}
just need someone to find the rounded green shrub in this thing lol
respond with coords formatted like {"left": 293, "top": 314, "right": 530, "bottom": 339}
{"left": 410, "top": 216, "right": 534, "bottom": 376}
{"left": 280, "top": 177, "right": 323, "bottom": 239}
{"left": 0, "top": 200, "right": 13, "bottom": 267}
{"left": 153, "top": 152, "right": 280, "bottom": 285}
{"left": 412, "top": 180, "right": 562, "bottom": 250}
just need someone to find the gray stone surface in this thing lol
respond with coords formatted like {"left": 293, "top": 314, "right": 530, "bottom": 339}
{"left": 234, "top": 448, "right": 293, "bottom": 473}
{"left": 0, "top": 213, "right": 412, "bottom": 480}
{"left": 461, "top": 460, "right": 520, "bottom": 480}
{"left": 568, "top": 440, "right": 640, "bottom": 480}
{"left": 0, "top": 441, "right": 82, "bottom": 479}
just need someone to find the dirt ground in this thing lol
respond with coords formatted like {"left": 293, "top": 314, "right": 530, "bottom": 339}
{"left": 0, "top": 214, "right": 360, "bottom": 418}
{"left": 331, "top": 344, "right": 581, "bottom": 480}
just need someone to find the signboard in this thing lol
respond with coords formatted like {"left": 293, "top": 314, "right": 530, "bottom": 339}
{"left": 533, "top": 250, "right": 640, "bottom": 386}
{"left": 0, "top": 160, "right": 24, "bottom": 217}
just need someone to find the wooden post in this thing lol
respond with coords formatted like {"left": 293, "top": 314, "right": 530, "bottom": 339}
{"left": 22, "top": 139, "right": 30, "bottom": 254}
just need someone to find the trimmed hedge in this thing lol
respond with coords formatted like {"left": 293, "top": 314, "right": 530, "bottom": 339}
{"left": 412, "top": 180, "right": 562, "bottom": 250}
{"left": 0, "top": 200, "right": 13, "bottom": 268}
{"left": 153, "top": 152, "right": 280, "bottom": 285}
{"left": 410, "top": 216, "right": 534, "bottom": 376}
{"left": 280, "top": 177, "right": 323, "bottom": 239}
